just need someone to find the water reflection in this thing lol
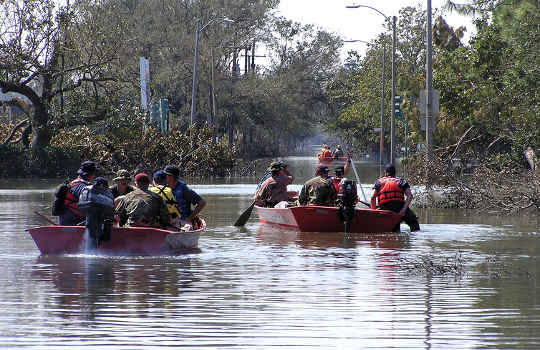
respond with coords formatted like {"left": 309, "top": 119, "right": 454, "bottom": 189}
{"left": 256, "top": 224, "right": 410, "bottom": 250}
{"left": 31, "top": 255, "right": 200, "bottom": 322}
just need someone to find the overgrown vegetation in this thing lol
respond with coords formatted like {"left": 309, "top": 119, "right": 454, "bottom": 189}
{"left": 0, "top": 117, "right": 236, "bottom": 178}
{"left": 406, "top": 154, "right": 539, "bottom": 213}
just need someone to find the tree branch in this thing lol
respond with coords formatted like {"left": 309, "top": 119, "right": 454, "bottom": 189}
{"left": 2, "top": 119, "right": 29, "bottom": 145}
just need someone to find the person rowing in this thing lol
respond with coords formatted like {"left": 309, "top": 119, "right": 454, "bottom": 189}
{"left": 254, "top": 161, "right": 294, "bottom": 207}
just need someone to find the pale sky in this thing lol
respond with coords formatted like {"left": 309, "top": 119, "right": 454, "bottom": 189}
{"left": 275, "top": 0, "right": 476, "bottom": 58}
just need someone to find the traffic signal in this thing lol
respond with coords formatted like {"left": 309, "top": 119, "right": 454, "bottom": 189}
{"left": 394, "top": 95, "right": 403, "bottom": 118}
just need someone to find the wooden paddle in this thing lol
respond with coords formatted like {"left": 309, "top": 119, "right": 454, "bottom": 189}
{"left": 358, "top": 200, "right": 371, "bottom": 208}
{"left": 34, "top": 211, "right": 58, "bottom": 226}
{"left": 233, "top": 201, "right": 255, "bottom": 226}
{"left": 350, "top": 158, "right": 368, "bottom": 203}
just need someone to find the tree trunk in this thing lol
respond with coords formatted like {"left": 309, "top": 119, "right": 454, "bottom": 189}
{"left": 0, "top": 81, "right": 51, "bottom": 150}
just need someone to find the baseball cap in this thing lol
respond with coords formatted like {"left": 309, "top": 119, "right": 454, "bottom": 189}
{"left": 134, "top": 173, "right": 150, "bottom": 183}
{"left": 164, "top": 165, "right": 181, "bottom": 180}
{"left": 77, "top": 161, "right": 99, "bottom": 176}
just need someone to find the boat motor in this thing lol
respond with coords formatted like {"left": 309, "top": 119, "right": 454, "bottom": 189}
{"left": 78, "top": 184, "right": 114, "bottom": 248}
{"left": 337, "top": 178, "right": 358, "bottom": 232}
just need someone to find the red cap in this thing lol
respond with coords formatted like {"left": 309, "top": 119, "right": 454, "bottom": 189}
{"left": 134, "top": 173, "right": 150, "bottom": 183}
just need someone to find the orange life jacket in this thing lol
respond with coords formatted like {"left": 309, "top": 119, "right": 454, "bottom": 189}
{"left": 377, "top": 176, "right": 405, "bottom": 205}
{"left": 331, "top": 177, "right": 341, "bottom": 193}
{"left": 64, "top": 178, "right": 89, "bottom": 217}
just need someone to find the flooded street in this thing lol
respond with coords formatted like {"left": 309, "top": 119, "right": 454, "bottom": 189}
{"left": 0, "top": 157, "right": 539, "bottom": 349}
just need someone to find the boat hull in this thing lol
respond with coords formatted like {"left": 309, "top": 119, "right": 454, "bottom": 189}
{"left": 28, "top": 221, "right": 205, "bottom": 255}
{"left": 256, "top": 205, "right": 401, "bottom": 233}
{"left": 318, "top": 156, "right": 348, "bottom": 166}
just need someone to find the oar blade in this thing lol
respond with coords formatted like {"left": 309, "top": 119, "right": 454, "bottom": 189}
{"left": 233, "top": 202, "right": 255, "bottom": 226}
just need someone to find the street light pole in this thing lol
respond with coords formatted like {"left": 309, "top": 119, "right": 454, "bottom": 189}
{"left": 344, "top": 39, "right": 386, "bottom": 175}
{"left": 190, "top": 17, "right": 234, "bottom": 127}
{"left": 346, "top": 4, "right": 397, "bottom": 165}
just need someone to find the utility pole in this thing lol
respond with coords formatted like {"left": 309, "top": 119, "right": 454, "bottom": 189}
{"left": 190, "top": 20, "right": 201, "bottom": 126}
{"left": 380, "top": 43, "right": 386, "bottom": 176}
{"left": 390, "top": 15, "right": 397, "bottom": 165}
{"left": 426, "top": 0, "right": 433, "bottom": 187}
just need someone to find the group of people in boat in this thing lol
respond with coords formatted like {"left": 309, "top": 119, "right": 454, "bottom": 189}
{"left": 317, "top": 144, "right": 344, "bottom": 160}
{"left": 254, "top": 157, "right": 354, "bottom": 209}
{"left": 52, "top": 161, "right": 206, "bottom": 247}
{"left": 254, "top": 158, "right": 420, "bottom": 232}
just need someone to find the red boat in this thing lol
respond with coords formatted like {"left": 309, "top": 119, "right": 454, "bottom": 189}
{"left": 27, "top": 219, "right": 206, "bottom": 255}
{"left": 318, "top": 155, "right": 348, "bottom": 166}
{"left": 255, "top": 205, "right": 401, "bottom": 233}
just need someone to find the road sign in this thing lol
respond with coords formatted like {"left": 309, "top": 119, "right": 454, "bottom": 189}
{"left": 420, "top": 116, "right": 438, "bottom": 131}
{"left": 418, "top": 89, "right": 439, "bottom": 116}
{"left": 140, "top": 57, "right": 150, "bottom": 110}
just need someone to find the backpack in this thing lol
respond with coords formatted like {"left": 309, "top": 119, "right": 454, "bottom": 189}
{"left": 52, "top": 181, "right": 70, "bottom": 216}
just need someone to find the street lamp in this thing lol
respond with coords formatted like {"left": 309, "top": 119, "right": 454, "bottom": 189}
{"left": 346, "top": 4, "right": 397, "bottom": 165}
{"left": 344, "top": 39, "right": 386, "bottom": 176}
{"left": 190, "top": 17, "right": 235, "bottom": 127}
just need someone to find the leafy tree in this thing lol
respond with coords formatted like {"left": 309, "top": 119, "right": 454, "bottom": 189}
{"left": 0, "top": 0, "right": 126, "bottom": 149}
{"left": 435, "top": 0, "right": 539, "bottom": 163}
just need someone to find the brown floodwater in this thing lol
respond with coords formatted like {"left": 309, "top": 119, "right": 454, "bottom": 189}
{"left": 0, "top": 156, "right": 538, "bottom": 349}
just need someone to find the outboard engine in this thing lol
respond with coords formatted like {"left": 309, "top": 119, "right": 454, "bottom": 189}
{"left": 78, "top": 185, "right": 114, "bottom": 215}
{"left": 78, "top": 185, "right": 114, "bottom": 248}
{"left": 337, "top": 178, "right": 358, "bottom": 233}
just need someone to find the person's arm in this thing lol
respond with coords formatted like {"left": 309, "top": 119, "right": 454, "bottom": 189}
{"left": 187, "top": 198, "right": 206, "bottom": 221}
{"left": 400, "top": 187, "right": 413, "bottom": 216}
{"left": 71, "top": 182, "right": 87, "bottom": 199}
{"left": 254, "top": 180, "right": 267, "bottom": 205}
{"left": 114, "top": 197, "right": 126, "bottom": 226}
{"left": 329, "top": 180, "right": 337, "bottom": 202}
{"left": 370, "top": 189, "right": 378, "bottom": 209}
{"left": 298, "top": 185, "right": 308, "bottom": 206}
{"left": 281, "top": 165, "right": 294, "bottom": 184}
{"left": 344, "top": 154, "right": 351, "bottom": 175}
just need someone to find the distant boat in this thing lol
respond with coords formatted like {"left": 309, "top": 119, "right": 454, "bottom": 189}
{"left": 255, "top": 205, "right": 401, "bottom": 233}
{"left": 27, "top": 219, "right": 206, "bottom": 255}
{"left": 318, "top": 155, "right": 348, "bottom": 166}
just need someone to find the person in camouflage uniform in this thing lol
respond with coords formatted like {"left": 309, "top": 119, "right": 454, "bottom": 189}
{"left": 298, "top": 165, "right": 337, "bottom": 206}
{"left": 254, "top": 161, "right": 294, "bottom": 207}
{"left": 115, "top": 173, "right": 170, "bottom": 228}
